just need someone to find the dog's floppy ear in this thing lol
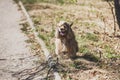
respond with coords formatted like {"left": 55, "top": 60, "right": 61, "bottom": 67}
{"left": 69, "top": 22, "right": 73, "bottom": 27}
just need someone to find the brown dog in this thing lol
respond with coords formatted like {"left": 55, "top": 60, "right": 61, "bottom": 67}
{"left": 55, "top": 21, "right": 78, "bottom": 59}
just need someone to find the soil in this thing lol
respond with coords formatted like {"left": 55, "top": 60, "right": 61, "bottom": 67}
{"left": 0, "top": 0, "right": 119, "bottom": 80}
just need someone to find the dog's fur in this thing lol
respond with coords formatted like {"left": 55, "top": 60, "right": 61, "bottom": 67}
{"left": 55, "top": 21, "right": 78, "bottom": 58}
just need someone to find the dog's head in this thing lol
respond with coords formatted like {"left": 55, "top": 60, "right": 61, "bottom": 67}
{"left": 57, "top": 21, "right": 73, "bottom": 37}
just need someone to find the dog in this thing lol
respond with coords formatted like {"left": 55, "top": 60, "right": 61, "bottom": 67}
{"left": 55, "top": 21, "right": 78, "bottom": 59}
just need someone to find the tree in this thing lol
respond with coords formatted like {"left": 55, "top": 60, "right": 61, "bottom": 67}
{"left": 114, "top": 0, "right": 120, "bottom": 29}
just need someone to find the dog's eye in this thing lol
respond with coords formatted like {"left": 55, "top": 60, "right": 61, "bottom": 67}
{"left": 64, "top": 25, "right": 68, "bottom": 29}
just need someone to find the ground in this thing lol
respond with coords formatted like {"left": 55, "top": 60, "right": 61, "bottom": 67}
{"left": 21, "top": 0, "right": 120, "bottom": 80}
{"left": 0, "top": 0, "right": 120, "bottom": 80}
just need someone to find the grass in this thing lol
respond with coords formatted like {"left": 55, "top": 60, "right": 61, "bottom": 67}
{"left": 36, "top": 25, "right": 55, "bottom": 53}
{"left": 19, "top": 0, "right": 120, "bottom": 80}
{"left": 22, "top": 0, "right": 37, "bottom": 4}
{"left": 20, "top": 22, "right": 30, "bottom": 34}
{"left": 79, "top": 45, "right": 90, "bottom": 54}
{"left": 76, "top": 32, "right": 99, "bottom": 54}
{"left": 19, "top": 0, "right": 77, "bottom": 4}
{"left": 20, "top": 0, "right": 120, "bottom": 60}
{"left": 104, "top": 45, "right": 117, "bottom": 58}
{"left": 20, "top": 22, "right": 46, "bottom": 64}
{"left": 38, "top": 33, "right": 46, "bottom": 40}
{"left": 81, "top": 33, "right": 99, "bottom": 42}
{"left": 33, "top": 17, "right": 41, "bottom": 25}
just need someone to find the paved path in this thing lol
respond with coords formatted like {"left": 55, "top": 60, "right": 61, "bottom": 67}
{"left": 0, "top": 0, "right": 39, "bottom": 80}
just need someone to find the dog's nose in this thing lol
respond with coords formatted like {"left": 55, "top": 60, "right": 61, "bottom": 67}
{"left": 60, "top": 28, "right": 64, "bottom": 31}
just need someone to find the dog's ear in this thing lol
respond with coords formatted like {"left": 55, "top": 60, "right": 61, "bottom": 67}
{"left": 69, "top": 22, "right": 73, "bottom": 27}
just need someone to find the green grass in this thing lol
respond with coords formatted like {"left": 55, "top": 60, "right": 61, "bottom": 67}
{"left": 20, "top": 0, "right": 77, "bottom": 4}
{"left": 37, "top": 25, "right": 55, "bottom": 53}
{"left": 33, "top": 17, "right": 41, "bottom": 25}
{"left": 79, "top": 45, "right": 90, "bottom": 54}
{"left": 22, "top": 0, "right": 37, "bottom": 4}
{"left": 81, "top": 33, "right": 99, "bottom": 42}
{"left": 22, "top": 0, "right": 119, "bottom": 61}
{"left": 104, "top": 45, "right": 117, "bottom": 58}
{"left": 76, "top": 32, "right": 99, "bottom": 54}
{"left": 38, "top": 33, "right": 46, "bottom": 40}
{"left": 20, "top": 22, "right": 30, "bottom": 35}
{"left": 70, "top": 61, "right": 81, "bottom": 69}
{"left": 21, "top": 0, "right": 49, "bottom": 4}
{"left": 18, "top": 1, "right": 120, "bottom": 80}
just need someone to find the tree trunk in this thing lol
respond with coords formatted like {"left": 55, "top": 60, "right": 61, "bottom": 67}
{"left": 114, "top": 0, "right": 120, "bottom": 29}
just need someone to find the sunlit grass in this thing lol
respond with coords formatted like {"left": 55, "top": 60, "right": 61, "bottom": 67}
{"left": 20, "top": 0, "right": 77, "bottom": 4}
{"left": 18, "top": 0, "right": 120, "bottom": 79}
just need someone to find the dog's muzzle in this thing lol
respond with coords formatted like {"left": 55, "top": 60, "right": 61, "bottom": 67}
{"left": 58, "top": 28, "right": 66, "bottom": 36}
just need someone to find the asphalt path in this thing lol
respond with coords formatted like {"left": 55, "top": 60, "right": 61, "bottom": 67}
{"left": 0, "top": 0, "right": 39, "bottom": 80}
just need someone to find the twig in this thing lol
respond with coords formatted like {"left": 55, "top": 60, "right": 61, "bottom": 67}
{"left": 12, "top": 63, "right": 46, "bottom": 77}
{"left": 46, "top": 67, "right": 52, "bottom": 79}
{"left": 24, "top": 65, "right": 47, "bottom": 80}
{"left": 107, "top": 0, "right": 116, "bottom": 36}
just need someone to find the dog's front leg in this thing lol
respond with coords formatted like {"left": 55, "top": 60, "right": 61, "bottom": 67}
{"left": 55, "top": 39, "right": 61, "bottom": 57}
{"left": 62, "top": 44, "right": 67, "bottom": 52}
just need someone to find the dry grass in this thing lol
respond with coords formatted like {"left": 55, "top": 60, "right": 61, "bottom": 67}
{"left": 20, "top": 0, "right": 120, "bottom": 80}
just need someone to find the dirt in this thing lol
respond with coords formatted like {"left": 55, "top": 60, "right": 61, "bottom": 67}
{"left": 23, "top": 0, "right": 120, "bottom": 80}
{"left": 0, "top": 0, "right": 40, "bottom": 80}
{"left": 0, "top": 0, "right": 119, "bottom": 80}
